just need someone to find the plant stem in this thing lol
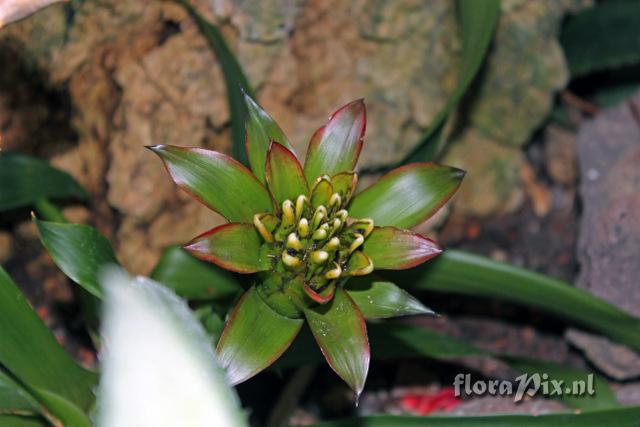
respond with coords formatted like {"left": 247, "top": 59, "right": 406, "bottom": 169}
{"left": 34, "top": 199, "right": 68, "bottom": 223}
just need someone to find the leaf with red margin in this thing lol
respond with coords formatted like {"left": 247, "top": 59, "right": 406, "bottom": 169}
{"left": 303, "top": 282, "right": 335, "bottom": 305}
{"left": 348, "top": 163, "right": 464, "bottom": 229}
{"left": 244, "top": 93, "right": 294, "bottom": 184}
{"left": 184, "top": 223, "right": 270, "bottom": 273}
{"left": 265, "top": 142, "right": 308, "bottom": 205}
{"left": 148, "top": 145, "right": 273, "bottom": 223}
{"left": 346, "top": 277, "right": 434, "bottom": 319}
{"left": 363, "top": 226, "right": 441, "bottom": 270}
{"left": 303, "top": 100, "right": 366, "bottom": 185}
{"left": 217, "top": 287, "right": 303, "bottom": 385}
{"left": 304, "top": 287, "right": 369, "bottom": 397}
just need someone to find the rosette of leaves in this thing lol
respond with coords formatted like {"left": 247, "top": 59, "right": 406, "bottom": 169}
{"left": 149, "top": 94, "right": 464, "bottom": 396}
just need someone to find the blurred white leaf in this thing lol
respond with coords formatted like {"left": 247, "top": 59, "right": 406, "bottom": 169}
{"left": 0, "top": 0, "right": 66, "bottom": 29}
{"left": 98, "top": 266, "right": 246, "bottom": 427}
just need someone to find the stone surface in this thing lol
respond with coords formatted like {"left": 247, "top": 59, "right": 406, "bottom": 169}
{"left": 0, "top": 0, "right": 588, "bottom": 274}
{"left": 567, "top": 90, "right": 640, "bottom": 379}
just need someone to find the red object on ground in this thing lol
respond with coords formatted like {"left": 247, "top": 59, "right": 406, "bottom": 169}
{"left": 399, "top": 387, "right": 461, "bottom": 415}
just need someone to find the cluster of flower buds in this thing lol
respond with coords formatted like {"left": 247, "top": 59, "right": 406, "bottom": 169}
{"left": 253, "top": 175, "right": 374, "bottom": 307}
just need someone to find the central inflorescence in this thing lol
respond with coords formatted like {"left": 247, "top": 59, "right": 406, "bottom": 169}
{"left": 253, "top": 175, "right": 374, "bottom": 315}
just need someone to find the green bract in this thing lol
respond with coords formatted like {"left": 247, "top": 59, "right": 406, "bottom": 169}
{"left": 149, "top": 94, "right": 464, "bottom": 396}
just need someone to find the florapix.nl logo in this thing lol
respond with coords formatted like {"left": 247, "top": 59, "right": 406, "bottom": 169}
{"left": 453, "top": 373, "right": 596, "bottom": 402}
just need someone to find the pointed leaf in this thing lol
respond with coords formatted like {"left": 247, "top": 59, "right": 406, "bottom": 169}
{"left": 149, "top": 145, "right": 272, "bottom": 222}
{"left": 0, "top": 152, "right": 87, "bottom": 211}
{"left": 0, "top": 266, "right": 96, "bottom": 412}
{"left": 304, "top": 100, "right": 366, "bottom": 184}
{"left": 35, "top": 219, "right": 118, "bottom": 298}
{"left": 349, "top": 163, "right": 464, "bottom": 228}
{"left": 265, "top": 142, "right": 308, "bottom": 205}
{"left": 0, "top": 416, "right": 45, "bottom": 427}
{"left": 217, "top": 287, "right": 303, "bottom": 384}
{"left": 363, "top": 226, "right": 441, "bottom": 270}
{"left": 98, "top": 267, "right": 246, "bottom": 427}
{"left": 346, "top": 277, "right": 433, "bottom": 319}
{"left": 304, "top": 287, "right": 369, "bottom": 396}
{"left": 150, "top": 246, "right": 242, "bottom": 300}
{"left": 245, "top": 94, "right": 294, "bottom": 184}
{"left": 184, "top": 223, "right": 269, "bottom": 274}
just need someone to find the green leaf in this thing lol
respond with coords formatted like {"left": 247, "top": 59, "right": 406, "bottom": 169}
{"left": 245, "top": 93, "right": 294, "bottom": 184}
{"left": 150, "top": 246, "right": 242, "bottom": 300}
{"left": 345, "top": 278, "right": 433, "bottom": 319}
{"left": 349, "top": 164, "right": 465, "bottom": 229}
{"left": 363, "top": 227, "right": 441, "bottom": 270}
{"left": 0, "top": 416, "right": 45, "bottom": 427}
{"left": 561, "top": 0, "right": 640, "bottom": 77}
{"left": 304, "top": 288, "right": 369, "bottom": 396}
{"left": 217, "top": 287, "right": 303, "bottom": 385}
{"left": 148, "top": 145, "right": 273, "bottom": 223}
{"left": 0, "top": 152, "right": 86, "bottom": 211}
{"left": 393, "top": 0, "right": 500, "bottom": 164}
{"left": 184, "top": 223, "right": 270, "bottom": 274}
{"left": 0, "top": 369, "right": 39, "bottom": 415}
{"left": 303, "top": 407, "right": 640, "bottom": 427}
{"left": 98, "top": 267, "right": 247, "bottom": 427}
{"left": 395, "top": 249, "right": 640, "bottom": 353}
{"left": 35, "top": 219, "right": 118, "bottom": 298}
{"left": 265, "top": 142, "right": 308, "bottom": 205}
{"left": 175, "top": 0, "right": 253, "bottom": 167}
{"left": 304, "top": 100, "right": 366, "bottom": 185}
{"left": 0, "top": 266, "right": 97, "bottom": 412}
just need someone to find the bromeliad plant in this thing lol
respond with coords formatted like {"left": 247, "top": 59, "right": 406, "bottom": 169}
{"left": 149, "top": 94, "right": 464, "bottom": 396}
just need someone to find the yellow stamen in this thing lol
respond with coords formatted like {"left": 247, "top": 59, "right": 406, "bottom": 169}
{"left": 311, "top": 250, "right": 329, "bottom": 264}
{"left": 335, "top": 209, "right": 348, "bottom": 221}
{"left": 329, "top": 193, "right": 342, "bottom": 208}
{"left": 282, "top": 200, "right": 295, "bottom": 227}
{"left": 324, "top": 237, "right": 340, "bottom": 251}
{"left": 253, "top": 214, "right": 274, "bottom": 243}
{"left": 281, "top": 250, "right": 301, "bottom": 268}
{"left": 312, "top": 228, "right": 328, "bottom": 240}
{"left": 286, "top": 232, "right": 303, "bottom": 251}
{"left": 298, "top": 218, "right": 310, "bottom": 237}
{"left": 295, "top": 195, "right": 308, "bottom": 220}
{"left": 325, "top": 263, "right": 342, "bottom": 279}
{"left": 349, "top": 235, "right": 365, "bottom": 253}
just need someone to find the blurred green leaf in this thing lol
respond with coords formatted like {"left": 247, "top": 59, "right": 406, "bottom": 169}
{"left": 99, "top": 267, "right": 247, "bottom": 427}
{"left": 561, "top": 0, "right": 640, "bottom": 77}
{"left": 35, "top": 219, "right": 118, "bottom": 298}
{"left": 151, "top": 246, "right": 242, "bottom": 300}
{"left": 0, "top": 416, "right": 46, "bottom": 427}
{"left": 393, "top": 0, "right": 500, "bottom": 165}
{"left": 0, "top": 266, "right": 96, "bottom": 416}
{"left": 395, "top": 249, "right": 640, "bottom": 353}
{"left": 0, "top": 152, "right": 86, "bottom": 212}
{"left": 176, "top": 0, "right": 253, "bottom": 166}
{"left": 303, "top": 406, "right": 640, "bottom": 427}
{"left": 0, "top": 369, "right": 39, "bottom": 415}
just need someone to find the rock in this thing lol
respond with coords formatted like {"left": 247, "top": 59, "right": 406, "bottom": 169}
{"left": 566, "top": 330, "right": 640, "bottom": 381}
{"left": 567, "top": 90, "right": 640, "bottom": 379}
{"left": 443, "top": 129, "right": 525, "bottom": 218}
{"left": 0, "top": 231, "right": 13, "bottom": 263}
{"left": 544, "top": 125, "right": 578, "bottom": 186}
